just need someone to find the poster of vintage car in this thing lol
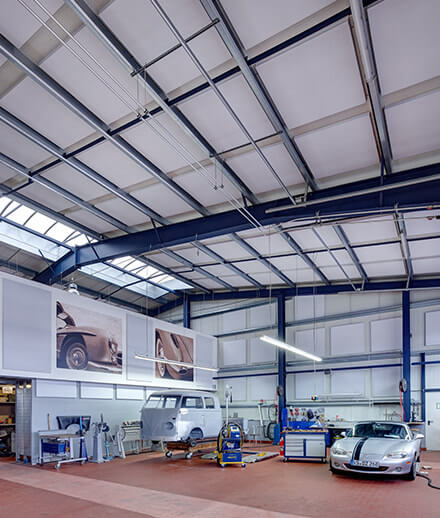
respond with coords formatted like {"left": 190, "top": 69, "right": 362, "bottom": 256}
{"left": 155, "top": 328, "right": 194, "bottom": 382}
{"left": 56, "top": 300, "right": 122, "bottom": 374}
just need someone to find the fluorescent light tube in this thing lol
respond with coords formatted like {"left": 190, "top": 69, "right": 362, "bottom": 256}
{"left": 134, "top": 353, "right": 218, "bottom": 372}
{"left": 260, "top": 335, "right": 322, "bottom": 362}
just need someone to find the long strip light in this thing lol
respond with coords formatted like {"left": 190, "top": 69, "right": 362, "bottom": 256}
{"left": 134, "top": 353, "right": 218, "bottom": 372}
{"left": 260, "top": 335, "right": 322, "bottom": 362}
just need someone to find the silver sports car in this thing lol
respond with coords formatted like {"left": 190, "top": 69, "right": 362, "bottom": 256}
{"left": 330, "top": 421, "right": 423, "bottom": 480}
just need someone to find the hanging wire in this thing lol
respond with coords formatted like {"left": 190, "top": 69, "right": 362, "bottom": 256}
{"left": 20, "top": 0, "right": 266, "bottom": 234}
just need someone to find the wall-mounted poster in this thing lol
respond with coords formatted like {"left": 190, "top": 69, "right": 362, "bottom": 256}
{"left": 155, "top": 328, "right": 194, "bottom": 382}
{"left": 56, "top": 300, "right": 122, "bottom": 374}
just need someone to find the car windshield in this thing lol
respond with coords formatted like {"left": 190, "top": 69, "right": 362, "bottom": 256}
{"left": 145, "top": 395, "right": 181, "bottom": 408}
{"left": 351, "top": 423, "right": 407, "bottom": 439}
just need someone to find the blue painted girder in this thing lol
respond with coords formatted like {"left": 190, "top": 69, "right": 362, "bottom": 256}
{"left": 34, "top": 162, "right": 440, "bottom": 285}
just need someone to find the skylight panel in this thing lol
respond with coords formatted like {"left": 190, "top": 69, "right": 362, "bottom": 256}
{"left": 45, "top": 222, "right": 77, "bottom": 242}
{"left": 25, "top": 212, "right": 56, "bottom": 234}
{"left": 65, "top": 233, "right": 90, "bottom": 247}
{"left": 1, "top": 200, "right": 20, "bottom": 217}
{"left": 5, "top": 205, "right": 35, "bottom": 225}
{"left": 0, "top": 197, "right": 12, "bottom": 214}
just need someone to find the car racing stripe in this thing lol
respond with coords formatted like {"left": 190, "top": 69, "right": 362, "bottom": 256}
{"left": 352, "top": 437, "right": 369, "bottom": 460}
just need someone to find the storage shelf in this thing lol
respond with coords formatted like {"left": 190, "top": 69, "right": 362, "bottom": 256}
{"left": 0, "top": 401, "right": 15, "bottom": 405}
{"left": 0, "top": 423, "right": 15, "bottom": 427}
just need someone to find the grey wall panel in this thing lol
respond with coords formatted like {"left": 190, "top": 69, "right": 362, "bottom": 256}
{"left": 195, "top": 334, "right": 216, "bottom": 389}
{"left": 3, "top": 279, "right": 51, "bottom": 372}
{"left": 126, "top": 313, "right": 154, "bottom": 382}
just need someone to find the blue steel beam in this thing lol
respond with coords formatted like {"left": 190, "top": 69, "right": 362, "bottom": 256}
{"left": 183, "top": 297, "right": 191, "bottom": 329}
{"left": 0, "top": 152, "right": 131, "bottom": 232}
{"left": 276, "top": 226, "right": 329, "bottom": 285}
{"left": 277, "top": 294, "right": 286, "bottom": 420}
{"left": 201, "top": 0, "right": 317, "bottom": 191}
{"left": 33, "top": 161, "right": 440, "bottom": 284}
{"left": 402, "top": 291, "right": 411, "bottom": 422}
{"left": 0, "top": 107, "right": 169, "bottom": 225}
{"left": 161, "top": 248, "right": 234, "bottom": 289}
{"left": 0, "top": 34, "right": 209, "bottom": 217}
{"left": 65, "top": 0, "right": 258, "bottom": 205}
{"left": 333, "top": 225, "right": 368, "bottom": 282}
{"left": 193, "top": 241, "right": 264, "bottom": 289}
{"left": 229, "top": 233, "right": 295, "bottom": 287}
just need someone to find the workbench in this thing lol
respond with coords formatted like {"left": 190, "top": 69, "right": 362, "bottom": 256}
{"left": 282, "top": 429, "right": 327, "bottom": 463}
{"left": 38, "top": 430, "right": 87, "bottom": 469}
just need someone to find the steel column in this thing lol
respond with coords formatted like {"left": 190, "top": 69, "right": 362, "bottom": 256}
{"left": 183, "top": 297, "right": 191, "bottom": 329}
{"left": 277, "top": 294, "right": 286, "bottom": 420}
{"left": 402, "top": 291, "right": 411, "bottom": 422}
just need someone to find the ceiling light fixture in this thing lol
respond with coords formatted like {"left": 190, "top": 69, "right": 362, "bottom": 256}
{"left": 260, "top": 335, "right": 322, "bottom": 362}
{"left": 134, "top": 353, "right": 218, "bottom": 372}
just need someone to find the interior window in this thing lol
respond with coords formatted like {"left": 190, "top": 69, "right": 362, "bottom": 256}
{"left": 204, "top": 397, "right": 215, "bottom": 409}
{"left": 182, "top": 396, "right": 203, "bottom": 409}
{"left": 163, "top": 396, "right": 180, "bottom": 408}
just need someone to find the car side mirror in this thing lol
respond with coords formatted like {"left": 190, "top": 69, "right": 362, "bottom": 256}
{"left": 414, "top": 433, "right": 424, "bottom": 440}
{"left": 340, "top": 431, "right": 346, "bottom": 437}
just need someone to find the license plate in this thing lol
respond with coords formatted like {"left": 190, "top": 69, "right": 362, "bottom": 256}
{"left": 351, "top": 459, "right": 379, "bottom": 468}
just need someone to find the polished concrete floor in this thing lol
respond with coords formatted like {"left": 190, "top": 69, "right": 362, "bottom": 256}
{"left": 0, "top": 447, "right": 439, "bottom": 518}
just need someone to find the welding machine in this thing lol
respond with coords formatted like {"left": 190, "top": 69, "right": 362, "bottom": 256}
{"left": 216, "top": 422, "right": 245, "bottom": 468}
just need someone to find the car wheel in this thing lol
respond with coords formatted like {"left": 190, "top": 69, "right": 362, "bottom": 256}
{"left": 156, "top": 338, "right": 166, "bottom": 377}
{"left": 62, "top": 340, "right": 88, "bottom": 370}
{"left": 403, "top": 458, "right": 417, "bottom": 481}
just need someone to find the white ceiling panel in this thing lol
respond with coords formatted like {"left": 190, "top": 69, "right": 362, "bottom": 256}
{"left": 42, "top": 163, "right": 109, "bottom": 200}
{"left": 68, "top": 209, "right": 117, "bottom": 234}
{"left": 40, "top": 25, "right": 142, "bottom": 124}
{"left": 178, "top": 74, "right": 274, "bottom": 151}
{"left": 341, "top": 216, "right": 396, "bottom": 244}
{"left": 412, "top": 258, "right": 440, "bottom": 275}
{"left": 404, "top": 210, "right": 440, "bottom": 236}
{"left": 250, "top": 271, "right": 285, "bottom": 285}
{"left": 295, "top": 114, "right": 378, "bottom": 179}
{"left": 243, "top": 233, "right": 293, "bottom": 256}
{"left": 18, "top": 183, "right": 72, "bottom": 212}
{"left": 320, "top": 264, "right": 361, "bottom": 281}
{"left": 233, "top": 259, "right": 270, "bottom": 275}
{"left": 369, "top": 0, "right": 440, "bottom": 94}
{"left": 268, "top": 255, "right": 308, "bottom": 272}
{"left": 77, "top": 141, "right": 151, "bottom": 188}
{"left": 356, "top": 243, "right": 403, "bottom": 263}
{"left": 1, "top": 78, "right": 92, "bottom": 148}
{"left": 144, "top": 252, "right": 182, "bottom": 268}
{"left": 409, "top": 238, "right": 440, "bottom": 259}
{"left": 222, "top": 0, "right": 334, "bottom": 50}
{"left": 101, "top": 0, "right": 230, "bottom": 94}
{"left": 122, "top": 112, "right": 206, "bottom": 173}
{"left": 288, "top": 226, "right": 342, "bottom": 250}
{"left": 0, "top": 0, "right": 62, "bottom": 54}
{"left": 0, "top": 163, "right": 16, "bottom": 183}
{"left": 205, "top": 240, "right": 250, "bottom": 260}
{"left": 172, "top": 246, "right": 211, "bottom": 264}
{"left": 312, "top": 249, "right": 353, "bottom": 268}
{"left": 0, "top": 121, "right": 50, "bottom": 168}
{"left": 256, "top": 22, "right": 365, "bottom": 128}
{"left": 203, "top": 263, "right": 246, "bottom": 278}
{"left": 220, "top": 274, "right": 254, "bottom": 288}
{"left": 225, "top": 142, "right": 303, "bottom": 194}
{"left": 386, "top": 91, "right": 440, "bottom": 160}
{"left": 131, "top": 182, "right": 193, "bottom": 217}
{"left": 363, "top": 260, "right": 405, "bottom": 278}
{"left": 172, "top": 167, "right": 242, "bottom": 208}
{"left": 193, "top": 278, "right": 224, "bottom": 290}
{"left": 94, "top": 197, "right": 149, "bottom": 227}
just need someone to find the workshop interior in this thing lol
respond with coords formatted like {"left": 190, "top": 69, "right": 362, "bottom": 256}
{"left": 0, "top": 0, "right": 439, "bottom": 517}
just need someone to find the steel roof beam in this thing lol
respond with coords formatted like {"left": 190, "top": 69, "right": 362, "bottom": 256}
{"left": 33, "top": 161, "right": 440, "bottom": 285}
{"left": 333, "top": 224, "right": 368, "bottom": 281}
{"left": 0, "top": 152, "right": 131, "bottom": 233}
{"left": 192, "top": 241, "right": 264, "bottom": 288}
{"left": 64, "top": 0, "right": 258, "bottom": 205}
{"left": 161, "top": 248, "right": 234, "bottom": 290}
{"left": 0, "top": 34, "right": 209, "bottom": 217}
{"left": 275, "top": 226, "right": 329, "bottom": 285}
{"left": 350, "top": 0, "right": 393, "bottom": 174}
{"left": 0, "top": 107, "right": 169, "bottom": 225}
{"left": 229, "top": 233, "right": 295, "bottom": 287}
{"left": 201, "top": 0, "right": 317, "bottom": 191}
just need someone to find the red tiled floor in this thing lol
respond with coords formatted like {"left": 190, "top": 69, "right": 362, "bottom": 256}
{"left": 0, "top": 448, "right": 438, "bottom": 518}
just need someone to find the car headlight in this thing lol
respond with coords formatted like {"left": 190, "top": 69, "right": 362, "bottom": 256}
{"left": 385, "top": 451, "right": 409, "bottom": 459}
{"left": 332, "top": 447, "right": 350, "bottom": 456}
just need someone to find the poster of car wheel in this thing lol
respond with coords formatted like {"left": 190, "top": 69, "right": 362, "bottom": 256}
{"left": 155, "top": 328, "right": 194, "bottom": 382}
{"left": 56, "top": 300, "right": 123, "bottom": 374}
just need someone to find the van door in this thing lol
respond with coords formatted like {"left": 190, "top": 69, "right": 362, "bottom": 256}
{"left": 180, "top": 396, "right": 204, "bottom": 439}
{"left": 203, "top": 396, "right": 219, "bottom": 437}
